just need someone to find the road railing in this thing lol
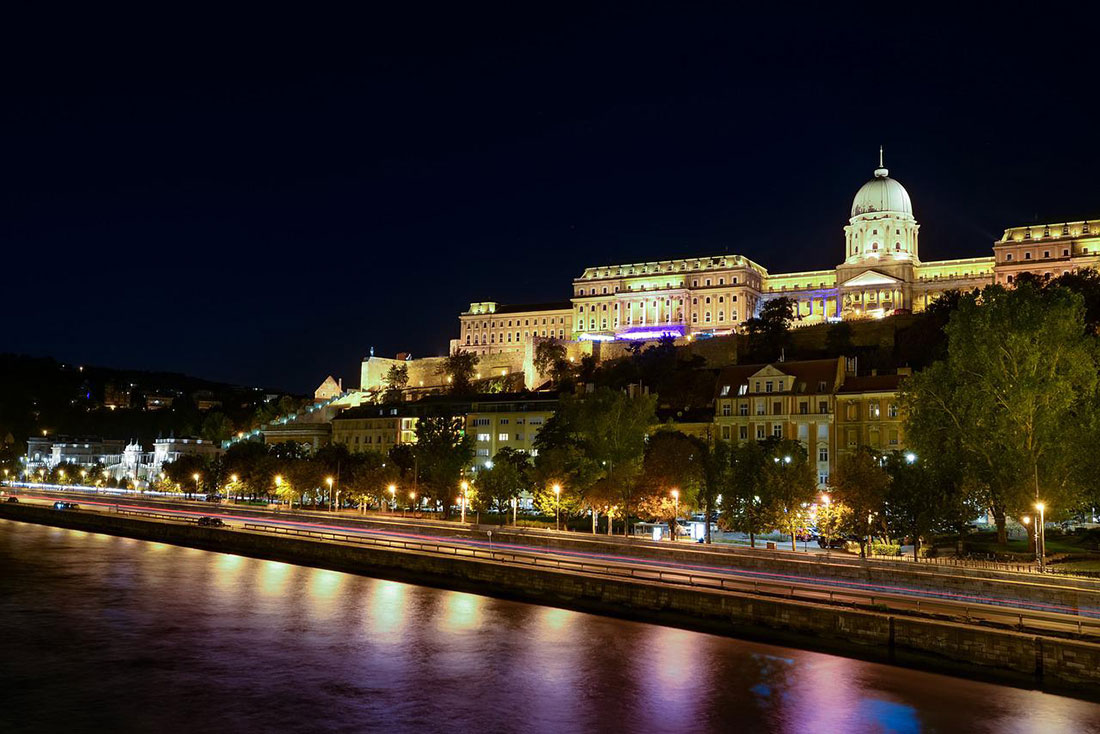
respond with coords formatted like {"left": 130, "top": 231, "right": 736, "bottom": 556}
{"left": 241, "top": 522, "right": 1100, "bottom": 639}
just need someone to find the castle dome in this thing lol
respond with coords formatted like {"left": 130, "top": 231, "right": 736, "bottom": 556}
{"left": 850, "top": 156, "right": 913, "bottom": 219}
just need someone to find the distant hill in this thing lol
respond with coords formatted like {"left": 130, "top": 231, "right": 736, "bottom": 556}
{"left": 0, "top": 353, "right": 306, "bottom": 448}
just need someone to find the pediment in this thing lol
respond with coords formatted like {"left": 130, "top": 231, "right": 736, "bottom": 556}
{"left": 840, "top": 270, "right": 902, "bottom": 288}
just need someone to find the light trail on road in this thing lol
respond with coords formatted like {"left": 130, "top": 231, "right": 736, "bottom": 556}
{"left": 16, "top": 492, "right": 1100, "bottom": 622}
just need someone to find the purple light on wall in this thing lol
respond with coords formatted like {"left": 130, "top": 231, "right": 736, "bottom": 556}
{"left": 614, "top": 325, "right": 686, "bottom": 341}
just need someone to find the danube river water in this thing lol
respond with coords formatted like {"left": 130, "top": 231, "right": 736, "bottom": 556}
{"left": 2, "top": 519, "right": 1099, "bottom": 734}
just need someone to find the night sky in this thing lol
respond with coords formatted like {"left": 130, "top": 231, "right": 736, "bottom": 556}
{"left": 3, "top": 7, "right": 1097, "bottom": 392}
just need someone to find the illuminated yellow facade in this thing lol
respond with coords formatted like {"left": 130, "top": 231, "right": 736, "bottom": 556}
{"left": 455, "top": 152, "right": 1096, "bottom": 350}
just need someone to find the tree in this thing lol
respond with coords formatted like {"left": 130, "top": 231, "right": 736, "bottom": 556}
{"left": 814, "top": 498, "right": 853, "bottom": 551}
{"left": 698, "top": 439, "right": 729, "bottom": 544}
{"left": 534, "top": 387, "right": 656, "bottom": 535}
{"left": 720, "top": 440, "right": 769, "bottom": 547}
{"left": 830, "top": 447, "right": 890, "bottom": 556}
{"left": 824, "top": 321, "right": 855, "bottom": 357}
{"left": 640, "top": 431, "right": 704, "bottom": 540}
{"left": 760, "top": 440, "right": 817, "bottom": 551}
{"left": 382, "top": 364, "right": 409, "bottom": 403}
{"left": 163, "top": 454, "right": 210, "bottom": 497}
{"left": 533, "top": 339, "right": 570, "bottom": 387}
{"left": 475, "top": 449, "right": 529, "bottom": 522}
{"left": 902, "top": 282, "right": 1099, "bottom": 542}
{"left": 882, "top": 451, "right": 970, "bottom": 559}
{"left": 744, "top": 297, "right": 796, "bottom": 360}
{"left": 413, "top": 414, "right": 474, "bottom": 518}
{"left": 440, "top": 349, "right": 480, "bottom": 395}
{"left": 200, "top": 411, "right": 234, "bottom": 442}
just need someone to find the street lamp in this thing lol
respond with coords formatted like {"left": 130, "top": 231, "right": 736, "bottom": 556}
{"left": 905, "top": 452, "right": 917, "bottom": 464}
{"left": 229, "top": 473, "right": 239, "bottom": 504}
{"left": 275, "top": 474, "right": 286, "bottom": 510}
{"left": 1035, "top": 502, "right": 1046, "bottom": 572}
{"left": 460, "top": 480, "right": 469, "bottom": 523}
{"left": 326, "top": 476, "right": 334, "bottom": 512}
{"left": 388, "top": 483, "right": 396, "bottom": 511}
{"left": 553, "top": 483, "right": 562, "bottom": 531}
{"left": 192, "top": 472, "right": 201, "bottom": 498}
{"left": 408, "top": 490, "right": 416, "bottom": 518}
{"left": 670, "top": 488, "right": 679, "bottom": 541}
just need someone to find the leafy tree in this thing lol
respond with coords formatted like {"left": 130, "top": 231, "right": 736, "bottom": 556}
{"left": 200, "top": 411, "right": 234, "bottom": 442}
{"left": 413, "top": 414, "right": 474, "bottom": 518}
{"left": 760, "top": 440, "right": 817, "bottom": 551}
{"left": 640, "top": 430, "right": 704, "bottom": 540}
{"left": 163, "top": 454, "right": 210, "bottom": 497}
{"left": 814, "top": 498, "right": 853, "bottom": 550}
{"left": 744, "top": 297, "right": 795, "bottom": 360}
{"left": 830, "top": 447, "right": 890, "bottom": 556}
{"left": 881, "top": 451, "right": 970, "bottom": 559}
{"left": 534, "top": 387, "right": 656, "bottom": 534}
{"left": 533, "top": 339, "right": 571, "bottom": 387}
{"left": 383, "top": 364, "right": 409, "bottom": 403}
{"left": 474, "top": 449, "right": 529, "bottom": 522}
{"left": 824, "top": 321, "right": 855, "bottom": 357}
{"left": 720, "top": 440, "right": 770, "bottom": 547}
{"left": 902, "top": 282, "right": 1099, "bottom": 542}
{"left": 440, "top": 349, "right": 480, "bottom": 395}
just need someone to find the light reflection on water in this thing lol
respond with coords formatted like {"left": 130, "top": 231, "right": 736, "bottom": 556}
{"left": 1, "top": 519, "right": 1099, "bottom": 734}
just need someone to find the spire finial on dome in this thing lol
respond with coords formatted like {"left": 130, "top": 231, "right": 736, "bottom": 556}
{"left": 874, "top": 145, "right": 889, "bottom": 178}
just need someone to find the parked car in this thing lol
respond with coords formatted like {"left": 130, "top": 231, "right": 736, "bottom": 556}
{"left": 197, "top": 516, "right": 226, "bottom": 527}
{"left": 53, "top": 501, "right": 80, "bottom": 510}
{"left": 818, "top": 534, "right": 860, "bottom": 549}
{"left": 5, "top": 496, "right": 18, "bottom": 503}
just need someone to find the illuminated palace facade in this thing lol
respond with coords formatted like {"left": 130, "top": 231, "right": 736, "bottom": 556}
{"left": 458, "top": 155, "right": 1100, "bottom": 351}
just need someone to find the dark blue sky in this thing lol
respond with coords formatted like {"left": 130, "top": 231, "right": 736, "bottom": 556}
{"left": 3, "top": 6, "right": 1097, "bottom": 392}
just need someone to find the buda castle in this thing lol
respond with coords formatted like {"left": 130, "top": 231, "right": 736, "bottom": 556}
{"left": 455, "top": 151, "right": 1099, "bottom": 357}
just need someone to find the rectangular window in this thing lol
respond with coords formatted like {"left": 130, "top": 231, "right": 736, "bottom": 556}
{"left": 765, "top": 381, "right": 773, "bottom": 393}
{"left": 869, "top": 402, "right": 881, "bottom": 419}
{"left": 818, "top": 446, "right": 828, "bottom": 462}
{"left": 818, "top": 472, "right": 829, "bottom": 486}
{"left": 498, "top": 433, "right": 509, "bottom": 441}
{"left": 772, "top": 423, "right": 783, "bottom": 438}
{"left": 739, "top": 426, "right": 748, "bottom": 440}
{"left": 739, "top": 403, "right": 748, "bottom": 416}
{"left": 799, "top": 402, "right": 808, "bottom": 415}
{"left": 755, "top": 400, "right": 765, "bottom": 416}
{"left": 888, "top": 404, "right": 898, "bottom": 418}
{"left": 477, "top": 433, "right": 490, "bottom": 442}
{"left": 772, "top": 401, "right": 782, "bottom": 414}
{"left": 756, "top": 425, "right": 765, "bottom": 440}
{"left": 722, "top": 403, "right": 732, "bottom": 416}
{"left": 722, "top": 426, "right": 732, "bottom": 440}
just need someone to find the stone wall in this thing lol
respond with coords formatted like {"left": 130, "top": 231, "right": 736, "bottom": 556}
{"left": 5, "top": 503, "right": 1100, "bottom": 696}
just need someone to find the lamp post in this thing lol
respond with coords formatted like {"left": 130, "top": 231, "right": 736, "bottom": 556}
{"left": 460, "top": 480, "right": 469, "bottom": 523}
{"left": 408, "top": 491, "right": 416, "bottom": 518}
{"left": 553, "top": 483, "right": 561, "bottom": 531}
{"left": 388, "top": 483, "right": 396, "bottom": 512}
{"left": 670, "top": 488, "right": 679, "bottom": 542}
{"left": 275, "top": 474, "right": 286, "bottom": 510}
{"left": 326, "top": 476, "right": 334, "bottom": 512}
{"left": 192, "top": 472, "right": 200, "bottom": 499}
{"left": 1035, "top": 502, "right": 1046, "bottom": 572}
{"left": 229, "top": 473, "right": 238, "bottom": 504}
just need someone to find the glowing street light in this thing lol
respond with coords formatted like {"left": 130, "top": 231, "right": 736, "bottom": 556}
{"left": 192, "top": 472, "right": 201, "bottom": 498}
{"left": 1035, "top": 502, "right": 1047, "bottom": 572}
{"left": 460, "top": 480, "right": 469, "bottom": 523}
{"left": 326, "top": 476, "right": 335, "bottom": 512}
{"left": 670, "top": 488, "right": 680, "bottom": 541}
{"left": 905, "top": 452, "right": 917, "bottom": 464}
{"left": 388, "top": 483, "right": 397, "bottom": 511}
{"left": 553, "top": 483, "right": 562, "bottom": 531}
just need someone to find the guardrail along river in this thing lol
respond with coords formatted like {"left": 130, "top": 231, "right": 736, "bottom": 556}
{"left": 2, "top": 519, "right": 1099, "bottom": 733}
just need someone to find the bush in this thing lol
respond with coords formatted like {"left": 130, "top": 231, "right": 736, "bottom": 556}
{"left": 918, "top": 545, "right": 938, "bottom": 559}
{"left": 870, "top": 542, "right": 901, "bottom": 557}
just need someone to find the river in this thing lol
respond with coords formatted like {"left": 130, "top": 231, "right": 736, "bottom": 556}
{"left": 1, "top": 519, "right": 1098, "bottom": 733}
